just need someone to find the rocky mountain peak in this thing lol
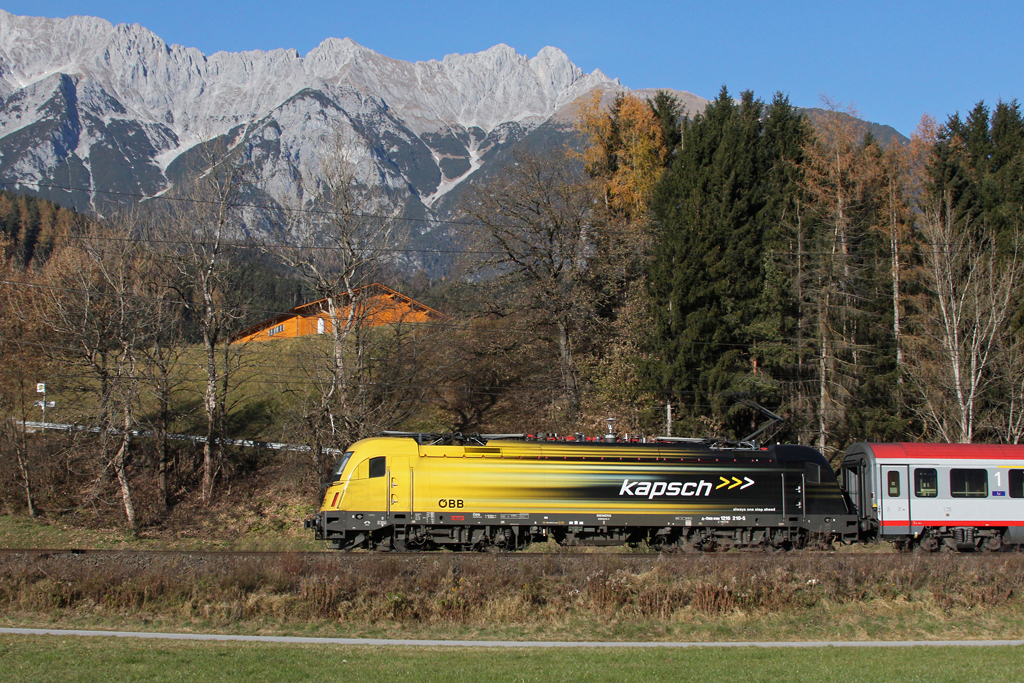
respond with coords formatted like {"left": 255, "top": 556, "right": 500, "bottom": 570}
{"left": 0, "top": 9, "right": 652, "bottom": 265}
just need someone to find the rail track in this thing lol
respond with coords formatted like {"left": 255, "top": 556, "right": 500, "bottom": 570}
{"left": 1, "top": 546, "right": 1020, "bottom": 559}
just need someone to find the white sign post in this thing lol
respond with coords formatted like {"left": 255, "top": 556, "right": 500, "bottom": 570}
{"left": 35, "top": 383, "right": 50, "bottom": 424}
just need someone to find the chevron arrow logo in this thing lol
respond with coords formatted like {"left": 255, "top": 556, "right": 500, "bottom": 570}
{"left": 717, "top": 476, "right": 756, "bottom": 491}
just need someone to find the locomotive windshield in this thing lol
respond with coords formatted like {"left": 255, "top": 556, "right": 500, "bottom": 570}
{"left": 331, "top": 451, "right": 354, "bottom": 482}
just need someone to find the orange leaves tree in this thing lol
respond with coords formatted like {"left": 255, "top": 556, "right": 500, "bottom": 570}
{"left": 574, "top": 90, "right": 682, "bottom": 222}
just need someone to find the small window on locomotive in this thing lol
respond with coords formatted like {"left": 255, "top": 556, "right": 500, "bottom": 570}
{"left": 368, "top": 456, "right": 386, "bottom": 479}
{"left": 331, "top": 451, "right": 354, "bottom": 482}
{"left": 1010, "top": 469, "right": 1024, "bottom": 498}
{"left": 950, "top": 468, "right": 988, "bottom": 498}
{"left": 914, "top": 468, "right": 938, "bottom": 498}
{"left": 804, "top": 462, "right": 821, "bottom": 484}
{"left": 887, "top": 470, "right": 901, "bottom": 497}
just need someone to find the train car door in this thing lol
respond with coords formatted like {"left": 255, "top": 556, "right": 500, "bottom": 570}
{"left": 387, "top": 456, "right": 412, "bottom": 520}
{"left": 782, "top": 472, "right": 805, "bottom": 522}
{"left": 880, "top": 464, "right": 910, "bottom": 535}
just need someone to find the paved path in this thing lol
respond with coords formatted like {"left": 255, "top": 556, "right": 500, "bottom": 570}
{"left": 2, "top": 628, "right": 1023, "bottom": 648}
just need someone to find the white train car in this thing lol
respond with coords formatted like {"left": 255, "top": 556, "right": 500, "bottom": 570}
{"left": 841, "top": 443, "right": 1024, "bottom": 550}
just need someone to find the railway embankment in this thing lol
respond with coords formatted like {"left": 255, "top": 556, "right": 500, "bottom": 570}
{"left": 1, "top": 547, "right": 1023, "bottom": 643}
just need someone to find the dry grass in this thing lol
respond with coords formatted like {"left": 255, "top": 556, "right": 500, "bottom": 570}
{"left": 2, "top": 551, "right": 1023, "bottom": 641}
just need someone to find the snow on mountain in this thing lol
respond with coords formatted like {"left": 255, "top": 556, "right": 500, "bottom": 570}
{"left": 0, "top": 10, "right": 622, "bottom": 202}
{"left": 0, "top": 9, "right": 706, "bottom": 268}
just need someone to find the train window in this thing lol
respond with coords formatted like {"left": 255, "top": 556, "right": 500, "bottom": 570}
{"left": 914, "top": 468, "right": 938, "bottom": 498}
{"left": 368, "top": 457, "right": 386, "bottom": 479}
{"left": 331, "top": 451, "right": 354, "bottom": 482}
{"left": 887, "top": 471, "right": 901, "bottom": 497}
{"left": 843, "top": 466, "right": 861, "bottom": 513}
{"left": 805, "top": 462, "right": 821, "bottom": 484}
{"left": 950, "top": 469, "right": 988, "bottom": 498}
{"left": 1010, "top": 470, "right": 1024, "bottom": 498}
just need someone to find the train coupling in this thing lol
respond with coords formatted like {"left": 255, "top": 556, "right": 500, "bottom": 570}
{"left": 304, "top": 515, "right": 323, "bottom": 539}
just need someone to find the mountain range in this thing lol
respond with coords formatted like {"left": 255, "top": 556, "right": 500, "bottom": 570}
{"left": 0, "top": 10, "right": 903, "bottom": 275}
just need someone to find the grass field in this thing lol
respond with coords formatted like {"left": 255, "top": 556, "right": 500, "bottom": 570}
{"left": 20, "top": 334, "right": 444, "bottom": 444}
{"left": 2, "top": 636, "right": 1023, "bottom": 683}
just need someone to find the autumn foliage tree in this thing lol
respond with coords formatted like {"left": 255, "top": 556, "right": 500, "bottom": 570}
{"left": 575, "top": 90, "right": 682, "bottom": 221}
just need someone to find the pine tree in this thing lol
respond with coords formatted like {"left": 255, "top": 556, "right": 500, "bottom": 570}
{"left": 989, "top": 100, "right": 1024, "bottom": 252}
{"left": 648, "top": 90, "right": 684, "bottom": 166}
{"left": 646, "top": 87, "right": 807, "bottom": 437}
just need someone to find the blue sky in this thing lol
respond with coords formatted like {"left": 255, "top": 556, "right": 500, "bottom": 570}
{"left": 10, "top": 1, "right": 1024, "bottom": 136}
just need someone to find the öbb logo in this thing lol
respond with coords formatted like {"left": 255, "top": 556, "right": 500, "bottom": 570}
{"left": 438, "top": 499, "right": 464, "bottom": 508}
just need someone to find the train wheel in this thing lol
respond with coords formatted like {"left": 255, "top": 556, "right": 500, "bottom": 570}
{"left": 805, "top": 533, "right": 835, "bottom": 551}
{"left": 767, "top": 530, "right": 792, "bottom": 552}
{"left": 982, "top": 533, "right": 1003, "bottom": 552}
{"left": 696, "top": 536, "right": 719, "bottom": 552}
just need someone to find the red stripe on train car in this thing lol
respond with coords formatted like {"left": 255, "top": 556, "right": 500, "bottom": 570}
{"left": 869, "top": 443, "right": 1024, "bottom": 460}
{"left": 881, "top": 519, "right": 1024, "bottom": 527}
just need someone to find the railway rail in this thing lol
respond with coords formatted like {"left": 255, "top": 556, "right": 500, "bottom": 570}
{"left": 0, "top": 547, "right": 1020, "bottom": 559}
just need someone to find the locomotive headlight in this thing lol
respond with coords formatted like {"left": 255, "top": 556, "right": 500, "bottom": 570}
{"left": 323, "top": 484, "right": 346, "bottom": 510}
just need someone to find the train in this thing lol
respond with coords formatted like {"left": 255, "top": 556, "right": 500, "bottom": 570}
{"left": 304, "top": 432, "right": 1024, "bottom": 552}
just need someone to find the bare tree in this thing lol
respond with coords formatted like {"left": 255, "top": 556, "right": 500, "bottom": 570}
{"left": 5, "top": 379, "right": 38, "bottom": 518}
{"left": 135, "top": 242, "right": 190, "bottom": 511}
{"left": 158, "top": 147, "right": 252, "bottom": 503}
{"left": 0, "top": 252, "right": 38, "bottom": 516}
{"left": 265, "top": 129, "right": 416, "bottom": 476}
{"left": 30, "top": 212, "right": 158, "bottom": 532}
{"left": 799, "top": 100, "right": 879, "bottom": 454}
{"left": 461, "top": 148, "right": 605, "bottom": 425}
{"left": 994, "top": 331, "right": 1024, "bottom": 443}
{"left": 907, "top": 191, "right": 1021, "bottom": 442}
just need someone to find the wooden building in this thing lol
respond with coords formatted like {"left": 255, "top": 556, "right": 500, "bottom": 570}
{"left": 232, "top": 283, "right": 444, "bottom": 344}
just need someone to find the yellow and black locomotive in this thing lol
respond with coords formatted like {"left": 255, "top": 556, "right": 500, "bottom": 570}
{"left": 305, "top": 433, "right": 858, "bottom": 551}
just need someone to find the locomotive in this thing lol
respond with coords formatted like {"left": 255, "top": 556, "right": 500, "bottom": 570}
{"left": 305, "top": 432, "right": 1024, "bottom": 552}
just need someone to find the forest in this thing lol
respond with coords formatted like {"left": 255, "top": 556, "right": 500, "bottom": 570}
{"left": 1, "top": 88, "right": 1023, "bottom": 531}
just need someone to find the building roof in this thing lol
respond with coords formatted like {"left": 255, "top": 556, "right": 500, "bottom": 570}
{"left": 231, "top": 283, "right": 445, "bottom": 344}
